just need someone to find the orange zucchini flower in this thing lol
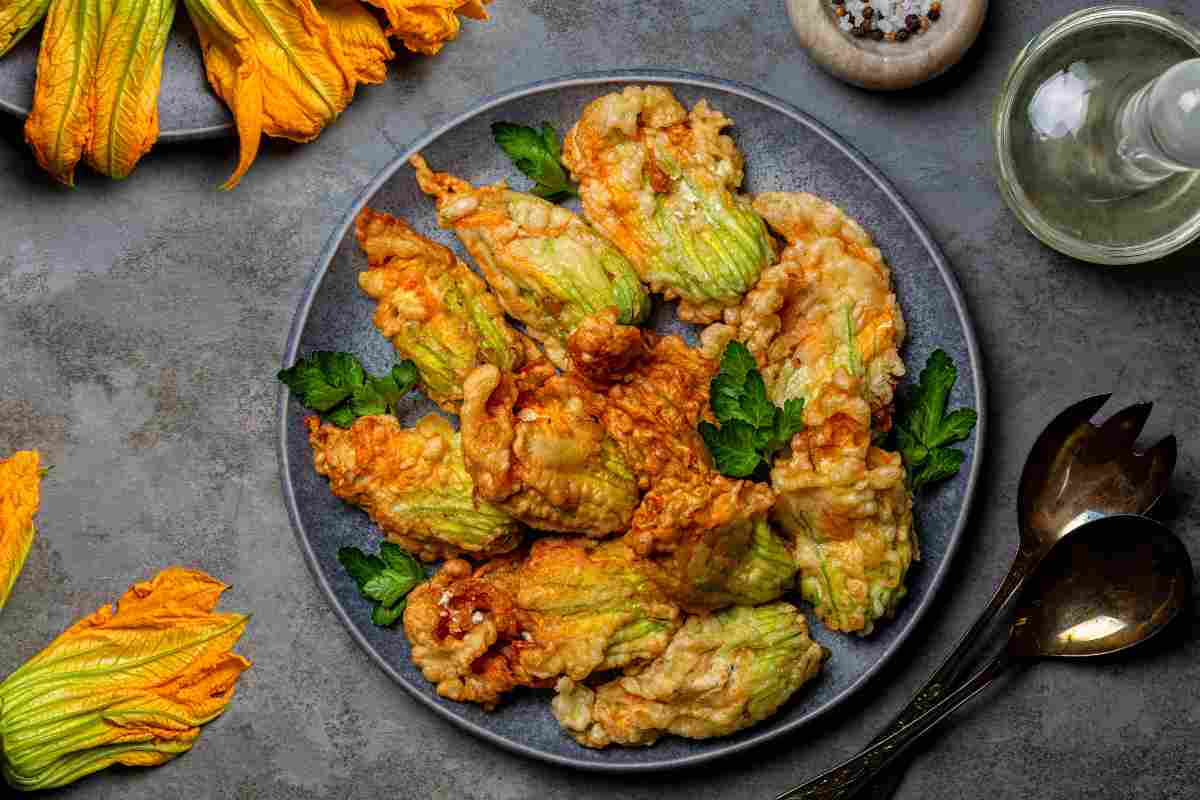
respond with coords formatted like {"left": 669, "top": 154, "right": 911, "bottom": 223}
{"left": 364, "top": 0, "right": 489, "bottom": 55}
{"left": 0, "top": 0, "right": 51, "bottom": 57}
{"left": 0, "top": 450, "right": 40, "bottom": 613}
{"left": 23, "top": 0, "right": 176, "bottom": 185}
{"left": 0, "top": 567, "right": 252, "bottom": 791}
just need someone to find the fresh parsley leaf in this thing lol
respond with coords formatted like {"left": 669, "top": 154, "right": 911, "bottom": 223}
{"left": 492, "top": 121, "right": 577, "bottom": 203}
{"left": 700, "top": 342, "right": 805, "bottom": 479}
{"left": 894, "top": 349, "right": 977, "bottom": 492}
{"left": 337, "top": 544, "right": 425, "bottom": 628}
{"left": 699, "top": 420, "right": 763, "bottom": 478}
{"left": 280, "top": 354, "right": 419, "bottom": 428}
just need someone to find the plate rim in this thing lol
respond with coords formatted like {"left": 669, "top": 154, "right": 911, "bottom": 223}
{"left": 276, "top": 68, "right": 988, "bottom": 773}
{"left": 0, "top": 95, "right": 232, "bottom": 143}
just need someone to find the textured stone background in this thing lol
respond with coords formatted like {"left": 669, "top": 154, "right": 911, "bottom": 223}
{"left": 2, "top": 1, "right": 1200, "bottom": 798}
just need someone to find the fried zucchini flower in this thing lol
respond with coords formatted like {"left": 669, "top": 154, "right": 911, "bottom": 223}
{"left": 307, "top": 413, "right": 521, "bottom": 562}
{"left": 24, "top": 0, "right": 176, "bottom": 185}
{"left": 567, "top": 310, "right": 716, "bottom": 489}
{"left": 771, "top": 373, "right": 916, "bottom": 635}
{"left": 561, "top": 86, "right": 775, "bottom": 323}
{"left": 355, "top": 207, "right": 554, "bottom": 412}
{"left": 460, "top": 365, "right": 639, "bottom": 536}
{"left": 412, "top": 155, "right": 651, "bottom": 367}
{"left": 364, "top": 0, "right": 489, "bottom": 55}
{"left": 0, "top": 567, "right": 251, "bottom": 791}
{"left": 629, "top": 475, "right": 795, "bottom": 612}
{"left": 703, "top": 191, "right": 906, "bottom": 430}
{"left": 551, "top": 602, "right": 827, "bottom": 748}
{"left": 403, "top": 538, "right": 681, "bottom": 709}
{"left": 0, "top": 0, "right": 50, "bottom": 57}
{"left": 0, "top": 450, "right": 41, "bottom": 613}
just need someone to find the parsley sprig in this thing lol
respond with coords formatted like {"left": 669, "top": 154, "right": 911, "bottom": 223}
{"left": 699, "top": 342, "right": 804, "bottom": 478}
{"left": 894, "top": 349, "right": 977, "bottom": 491}
{"left": 338, "top": 542, "right": 426, "bottom": 627}
{"left": 492, "top": 121, "right": 578, "bottom": 203}
{"left": 278, "top": 352, "right": 418, "bottom": 428}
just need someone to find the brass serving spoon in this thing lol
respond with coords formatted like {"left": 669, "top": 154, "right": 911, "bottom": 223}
{"left": 834, "top": 395, "right": 1176, "bottom": 800}
{"left": 779, "top": 514, "right": 1193, "bottom": 800}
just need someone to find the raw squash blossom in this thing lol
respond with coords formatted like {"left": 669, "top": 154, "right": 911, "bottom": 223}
{"left": 0, "top": 567, "right": 251, "bottom": 792}
{"left": 0, "top": 0, "right": 50, "bottom": 57}
{"left": 365, "top": 0, "right": 488, "bottom": 55}
{"left": 0, "top": 450, "right": 40, "bottom": 613}
{"left": 24, "top": 0, "right": 177, "bottom": 185}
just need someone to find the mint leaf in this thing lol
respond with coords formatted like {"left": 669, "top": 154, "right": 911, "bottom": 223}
{"left": 895, "top": 350, "right": 976, "bottom": 492}
{"left": 326, "top": 405, "right": 357, "bottom": 429}
{"left": 278, "top": 355, "right": 351, "bottom": 412}
{"left": 493, "top": 121, "right": 577, "bottom": 202}
{"left": 769, "top": 397, "right": 805, "bottom": 450}
{"left": 337, "top": 547, "right": 386, "bottom": 591}
{"left": 362, "top": 570, "right": 420, "bottom": 607}
{"left": 380, "top": 542, "right": 424, "bottom": 581}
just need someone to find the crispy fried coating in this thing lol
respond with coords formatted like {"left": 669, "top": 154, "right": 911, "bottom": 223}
{"left": 355, "top": 207, "right": 554, "bottom": 412}
{"left": 704, "top": 191, "right": 906, "bottom": 430}
{"left": 411, "top": 155, "right": 650, "bottom": 367}
{"left": 306, "top": 413, "right": 521, "bottom": 562}
{"left": 403, "top": 556, "right": 527, "bottom": 709}
{"left": 567, "top": 310, "right": 715, "bottom": 489}
{"left": 562, "top": 86, "right": 775, "bottom": 323}
{"left": 629, "top": 476, "right": 795, "bottom": 612}
{"left": 771, "top": 372, "right": 916, "bottom": 635}
{"left": 551, "top": 602, "right": 827, "bottom": 747}
{"left": 460, "top": 366, "right": 639, "bottom": 536}
{"left": 403, "top": 539, "right": 682, "bottom": 709}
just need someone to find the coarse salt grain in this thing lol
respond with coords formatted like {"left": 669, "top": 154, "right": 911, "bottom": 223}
{"left": 835, "top": 0, "right": 940, "bottom": 38}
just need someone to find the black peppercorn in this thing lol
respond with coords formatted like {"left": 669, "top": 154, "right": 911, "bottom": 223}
{"left": 862, "top": 5, "right": 873, "bottom": 19}
{"left": 927, "top": 8, "right": 940, "bottom": 20}
{"left": 851, "top": 25, "right": 866, "bottom": 37}
{"left": 896, "top": 27, "right": 910, "bottom": 41}
{"left": 871, "top": 28, "right": 884, "bottom": 40}
{"left": 905, "top": 13, "right": 920, "bottom": 31}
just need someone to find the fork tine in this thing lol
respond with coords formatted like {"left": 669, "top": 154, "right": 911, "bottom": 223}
{"left": 1097, "top": 402, "right": 1154, "bottom": 450}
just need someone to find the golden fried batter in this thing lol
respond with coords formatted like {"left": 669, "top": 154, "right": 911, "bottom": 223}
{"left": 704, "top": 191, "right": 906, "bottom": 430}
{"left": 411, "top": 155, "right": 650, "bottom": 367}
{"left": 356, "top": 207, "right": 553, "bottom": 412}
{"left": 306, "top": 413, "right": 521, "bottom": 562}
{"left": 552, "top": 602, "right": 827, "bottom": 747}
{"left": 562, "top": 86, "right": 775, "bottom": 323}
{"left": 403, "top": 538, "right": 682, "bottom": 709}
{"left": 460, "top": 366, "right": 639, "bottom": 536}
{"left": 567, "top": 310, "right": 716, "bottom": 489}
{"left": 629, "top": 475, "right": 795, "bottom": 612}
{"left": 771, "top": 372, "right": 916, "bottom": 635}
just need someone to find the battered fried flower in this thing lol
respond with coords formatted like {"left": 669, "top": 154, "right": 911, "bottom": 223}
{"left": 403, "top": 538, "right": 682, "bottom": 709}
{"left": 403, "top": 555, "right": 526, "bottom": 709}
{"left": 629, "top": 476, "right": 795, "bottom": 612}
{"left": 355, "top": 207, "right": 554, "bottom": 412}
{"left": 412, "top": 155, "right": 651, "bottom": 367}
{"left": 704, "top": 191, "right": 906, "bottom": 430}
{"left": 307, "top": 413, "right": 521, "bottom": 562}
{"left": 561, "top": 86, "right": 775, "bottom": 323}
{"left": 551, "top": 602, "right": 827, "bottom": 748}
{"left": 771, "top": 373, "right": 916, "bottom": 635}
{"left": 460, "top": 365, "right": 639, "bottom": 536}
{"left": 567, "top": 310, "right": 715, "bottom": 489}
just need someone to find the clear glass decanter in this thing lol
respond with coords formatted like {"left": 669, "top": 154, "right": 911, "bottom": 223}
{"left": 994, "top": 6, "right": 1200, "bottom": 264}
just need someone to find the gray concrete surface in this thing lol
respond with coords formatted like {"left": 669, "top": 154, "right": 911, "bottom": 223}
{"left": 2, "top": 1, "right": 1199, "bottom": 797}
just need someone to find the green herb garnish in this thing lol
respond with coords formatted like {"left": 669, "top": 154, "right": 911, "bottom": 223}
{"left": 338, "top": 542, "right": 425, "bottom": 627}
{"left": 492, "top": 121, "right": 577, "bottom": 203}
{"left": 894, "top": 349, "right": 977, "bottom": 491}
{"left": 278, "top": 353, "right": 418, "bottom": 428}
{"left": 699, "top": 342, "right": 805, "bottom": 478}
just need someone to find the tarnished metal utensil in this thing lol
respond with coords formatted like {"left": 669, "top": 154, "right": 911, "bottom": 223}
{"left": 779, "top": 514, "right": 1192, "bottom": 800}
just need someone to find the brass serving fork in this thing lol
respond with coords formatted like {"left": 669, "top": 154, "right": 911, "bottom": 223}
{"left": 777, "top": 395, "right": 1177, "bottom": 800}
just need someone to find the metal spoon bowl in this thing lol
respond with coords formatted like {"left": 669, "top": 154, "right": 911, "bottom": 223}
{"left": 846, "top": 395, "right": 1176, "bottom": 800}
{"left": 779, "top": 514, "right": 1193, "bottom": 800}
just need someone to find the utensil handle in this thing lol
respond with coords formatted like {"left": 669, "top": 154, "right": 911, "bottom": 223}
{"left": 774, "top": 649, "right": 1015, "bottom": 800}
{"left": 846, "top": 548, "right": 1036, "bottom": 800}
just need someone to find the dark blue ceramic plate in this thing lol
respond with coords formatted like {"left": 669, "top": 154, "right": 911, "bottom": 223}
{"left": 278, "top": 71, "right": 986, "bottom": 772}
{"left": 0, "top": 14, "right": 231, "bottom": 140}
